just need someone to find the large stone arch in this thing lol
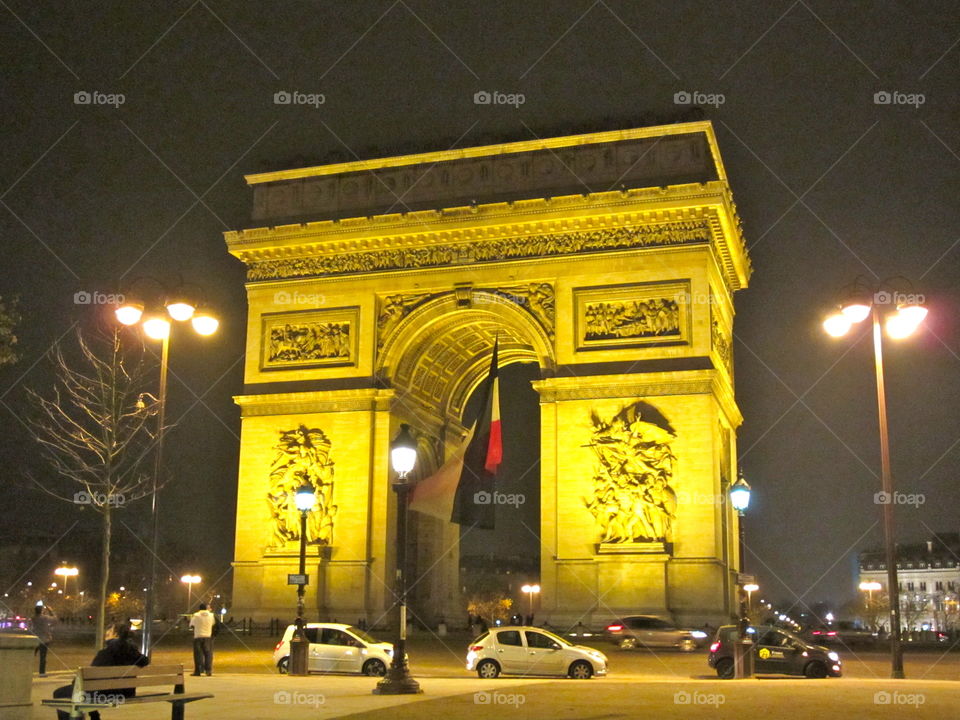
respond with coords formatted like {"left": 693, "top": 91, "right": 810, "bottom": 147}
{"left": 227, "top": 121, "right": 752, "bottom": 629}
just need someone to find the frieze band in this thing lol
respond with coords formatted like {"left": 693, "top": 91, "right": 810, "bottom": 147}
{"left": 246, "top": 221, "right": 711, "bottom": 281}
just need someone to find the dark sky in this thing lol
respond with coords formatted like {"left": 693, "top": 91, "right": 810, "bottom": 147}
{"left": 0, "top": 1, "right": 957, "bottom": 613}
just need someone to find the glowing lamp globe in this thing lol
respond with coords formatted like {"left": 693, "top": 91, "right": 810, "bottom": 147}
{"left": 841, "top": 303, "right": 870, "bottom": 323}
{"left": 166, "top": 301, "right": 196, "bottom": 322}
{"left": 823, "top": 313, "right": 852, "bottom": 337}
{"left": 390, "top": 424, "right": 418, "bottom": 477}
{"left": 191, "top": 313, "right": 219, "bottom": 336}
{"left": 115, "top": 303, "right": 144, "bottom": 326}
{"left": 142, "top": 315, "right": 171, "bottom": 340}
{"left": 295, "top": 484, "right": 316, "bottom": 512}
{"left": 730, "top": 475, "right": 752, "bottom": 513}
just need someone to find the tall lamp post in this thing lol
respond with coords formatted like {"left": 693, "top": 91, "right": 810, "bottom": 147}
{"left": 54, "top": 566, "right": 79, "bottom": 598}
{"left": 730, "top": 472, "right": 752, "bottom": 679}
{"left": 823, "top": 279, "right": 927, "bottom": 679}
{"left": 520, "top": 584, "right": 540, "bottom": 622}
{"left": 181, "top": 575, "right": 201, "bottom": 614}
{"left": 116, "top": 285, "right": 219, "bottom": 656}
{"left": 374, "top": 424, "right": 422, "bottom": 695}
{"left": 289, "top": 484, "right": 316, "bottom": 676}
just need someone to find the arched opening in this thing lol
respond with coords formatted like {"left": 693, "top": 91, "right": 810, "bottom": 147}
{"left": 376, "top": 291, "right": 553, "bottom": 624}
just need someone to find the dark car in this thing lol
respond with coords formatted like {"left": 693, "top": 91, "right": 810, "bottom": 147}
{"left": 604, "top": 615, "right": 706, "bottom": 651}
{"left": 808, "top": 621, "right": 876, "bottom": 647}
{"left": 708, "top": 625, "right": 842, "bottom": 679}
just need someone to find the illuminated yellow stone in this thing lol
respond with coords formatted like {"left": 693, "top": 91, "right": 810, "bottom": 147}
{"left": 226, "top": 121, "right": 750, "bottom": 627}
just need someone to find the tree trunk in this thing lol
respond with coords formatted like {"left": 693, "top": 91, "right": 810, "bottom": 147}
{"left": 95, "top": 504, "right": 111, "bottom": 649}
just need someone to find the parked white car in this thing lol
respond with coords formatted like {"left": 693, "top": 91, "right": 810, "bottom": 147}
{"left": 273, "top": 623, "right": 394, "bottom": 675}
{"left": 466, "top": 626, "right": 608, "bottom": 679}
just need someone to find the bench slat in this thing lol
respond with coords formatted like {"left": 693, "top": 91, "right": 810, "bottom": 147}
{"left": 81, "top": 664, "right": 184, "bottom": 680}
{"left": 42, "top": 692, "right": 213, "bottom": 709}
{"left": 82, "top": 674, "right": 183, "bottom": 691}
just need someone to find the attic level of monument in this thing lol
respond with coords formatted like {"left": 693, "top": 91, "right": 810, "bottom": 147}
{"left": 244, "top": 123, "right": 722, "bottom": 222}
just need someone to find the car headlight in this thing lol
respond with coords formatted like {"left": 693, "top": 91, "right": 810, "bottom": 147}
{"left": 690, "top": 631, "right": 707, "bottom": 639}
{"left": 828, "top": 652, "right": 839, "bottom": 662}
{"left": 385, "top": 648, "right": 394, "bottom": 657}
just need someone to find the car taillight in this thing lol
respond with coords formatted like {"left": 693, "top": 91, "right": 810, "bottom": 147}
{"left": 469, "top": 645, "right": 484, "bottom": 652}
{"left": 812, "top": 630, "right": 821, "bottom": 635}
{"left": 607, "top": 624, "right": 623, "bottom": 632}
{"left": 709, "top": 642, "right": 720, "bottom": 653}
{"left": 827, "top": 631, "right": 837, "bottom": 636}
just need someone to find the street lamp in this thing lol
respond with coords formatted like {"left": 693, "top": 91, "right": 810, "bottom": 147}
{"left": 374, "top": 424, "right": 422, "bottom": 695}
{"left": 54, "top": 567, "right": 79, "bottom": 597}
{"left": 729, "top": 472, "right": 752, "bottom": 679}
{"left": 823, "top": 278, "right": 927, "bottom": 679}
{"left": 115, "top": 281, "right": 219, "bottom": 657}
{"left": 742, "top": 583, "right": 759, "bottom": 619}
{"left": 180, "top": 575, "right": 201, "bottom": 613}
{"left": 520, "top": 584, "right": 540, "bottom": 622}
{"left": 289, "top": 483, "right": 316, "bottom": 676}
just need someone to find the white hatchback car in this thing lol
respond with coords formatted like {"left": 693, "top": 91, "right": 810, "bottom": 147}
{"left": 466, "top": 626, "right": 608, "bottom": 679}
{"left": 273, "top": 623, "right": 394, "bottom": 676}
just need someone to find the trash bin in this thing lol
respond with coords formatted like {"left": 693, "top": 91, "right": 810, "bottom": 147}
{"left": 733, "top": 639, "right": 754, "bottom": 679}
{"left": 0, "top": 633, "right": 39, "bottom": 720}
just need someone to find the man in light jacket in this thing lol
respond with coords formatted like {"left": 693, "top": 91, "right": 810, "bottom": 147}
{"left": 188, "top": 603, "right": 216, "bottom": 676}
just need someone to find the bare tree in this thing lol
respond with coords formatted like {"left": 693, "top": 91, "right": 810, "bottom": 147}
{"left": 26, "top": 327, "right": 163, "bottom": 647}
{"left": 0, "top": 294, "right": 20, "bottom": 368}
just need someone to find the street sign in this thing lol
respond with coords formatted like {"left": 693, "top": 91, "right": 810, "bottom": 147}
{"left": 287, "top": 573, "right": 308, "bottom": 585}
{"left": 738, "top": 573, "right": 756, "bottom": 585}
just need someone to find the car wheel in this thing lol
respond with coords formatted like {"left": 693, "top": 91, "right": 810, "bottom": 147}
{"left": 804, "top": 661, "right": 828, "bottom": 679}
{"left": 569, "top": 660, "right": 593, "bottom": 679}
{"left": 477, "top": 659, "right": 501, "bottom": 679}
{"left": 363, "top": 659, "right": 387, "bottom": 676}
{"left": 277, "top": 657, "right": 289, "bottom": 674}
{"left": 619, "top": 637, "right": 637, "bottom": 650}
{"left": 715, "top": 657, "right": 734, "bottom": 679}
{"left": 678, "top": 637, "right": 696, "bottom": 652}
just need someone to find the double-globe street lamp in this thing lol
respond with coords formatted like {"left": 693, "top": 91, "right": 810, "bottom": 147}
{"left": 54, "top": 566, "right": 79, "bottom": 598}
{"left": 115, "top": 282, "right": 218, "bottom": 656}
{"left": 823, "top": 279, "right": 928, "bottom": 679}
{"left": 289, "top": 484, "right": 316, "bottom": 676}
{"left": 181, "top": 574, "right": 202, "bottom": 614}
{"left": 521, "top": 584, "right": 540, "bottom": 622}
{"left": 374, "top": 424, "right": 422, "bottom": 695}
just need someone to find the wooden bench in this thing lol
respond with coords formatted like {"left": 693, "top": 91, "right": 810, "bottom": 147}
{"left": 42, "top": 664, "right": 213, "bottom": 719}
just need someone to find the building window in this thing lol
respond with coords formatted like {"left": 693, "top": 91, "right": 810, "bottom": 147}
{"left": 936, "top": 581, "right": 944, "bottom": 591}
{"left": 907, "top": 582, "right": 915, "bottom": 591}
{"left": 920, "top": 582, "right": 927, "bottom": 592}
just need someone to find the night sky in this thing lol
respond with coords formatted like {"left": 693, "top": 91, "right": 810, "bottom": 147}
{"left": 1, "top": 1, "right": 957, "bottom": 613}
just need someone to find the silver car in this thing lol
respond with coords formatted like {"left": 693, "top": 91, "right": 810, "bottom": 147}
{"left": 466, "top": 626, "right": 608, "bottom": 679}
{"left": 273, "top": 623, "right": 394, "bottom": 675}
{"left": 604, "top": 615, "right": 706, "bottom": 651}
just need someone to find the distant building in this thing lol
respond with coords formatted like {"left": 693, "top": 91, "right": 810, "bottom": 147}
{"left": 858, "top": 533, "right": 960, "bottom": 631}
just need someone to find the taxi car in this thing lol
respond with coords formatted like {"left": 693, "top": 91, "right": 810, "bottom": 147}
{"left": 708, "top": 625, "right": 842, "bottom": 678}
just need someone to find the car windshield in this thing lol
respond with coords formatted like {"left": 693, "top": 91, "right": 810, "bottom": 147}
{"left": 347, "top": 626, "right": 379, "bottom": 644}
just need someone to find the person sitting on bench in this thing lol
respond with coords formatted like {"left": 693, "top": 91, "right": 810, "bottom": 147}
{"left": 50, "top": 622, "right": 149, "bottom": 720}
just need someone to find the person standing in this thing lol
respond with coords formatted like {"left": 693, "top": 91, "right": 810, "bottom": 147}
{"left": 188, "top": 603, "right": 215, "bottom": 676}
{"left": 32, "top": 604, "right": 57, "bottom": 676}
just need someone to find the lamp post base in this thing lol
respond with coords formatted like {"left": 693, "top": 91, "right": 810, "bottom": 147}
{"left": 372, "top": 665, "right": 422, "bottom": 695}
{"left": 289, "top": 637, "right": 309, "bottom": 676}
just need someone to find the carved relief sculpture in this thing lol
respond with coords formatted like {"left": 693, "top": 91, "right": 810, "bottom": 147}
{"left": 584, "top": 402, "right": 678, "bottom": 546}
{"left": 266, "top": 425, "right": 336, "bottom": 550}
{"left": 261, "top": 308, "right": 359, "bottom": 369}
{"left": 583, "top": 298, "right": 680, "bottom": 341}
{"left": 712, "top": 318, "right": 732, "bottom": 375}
